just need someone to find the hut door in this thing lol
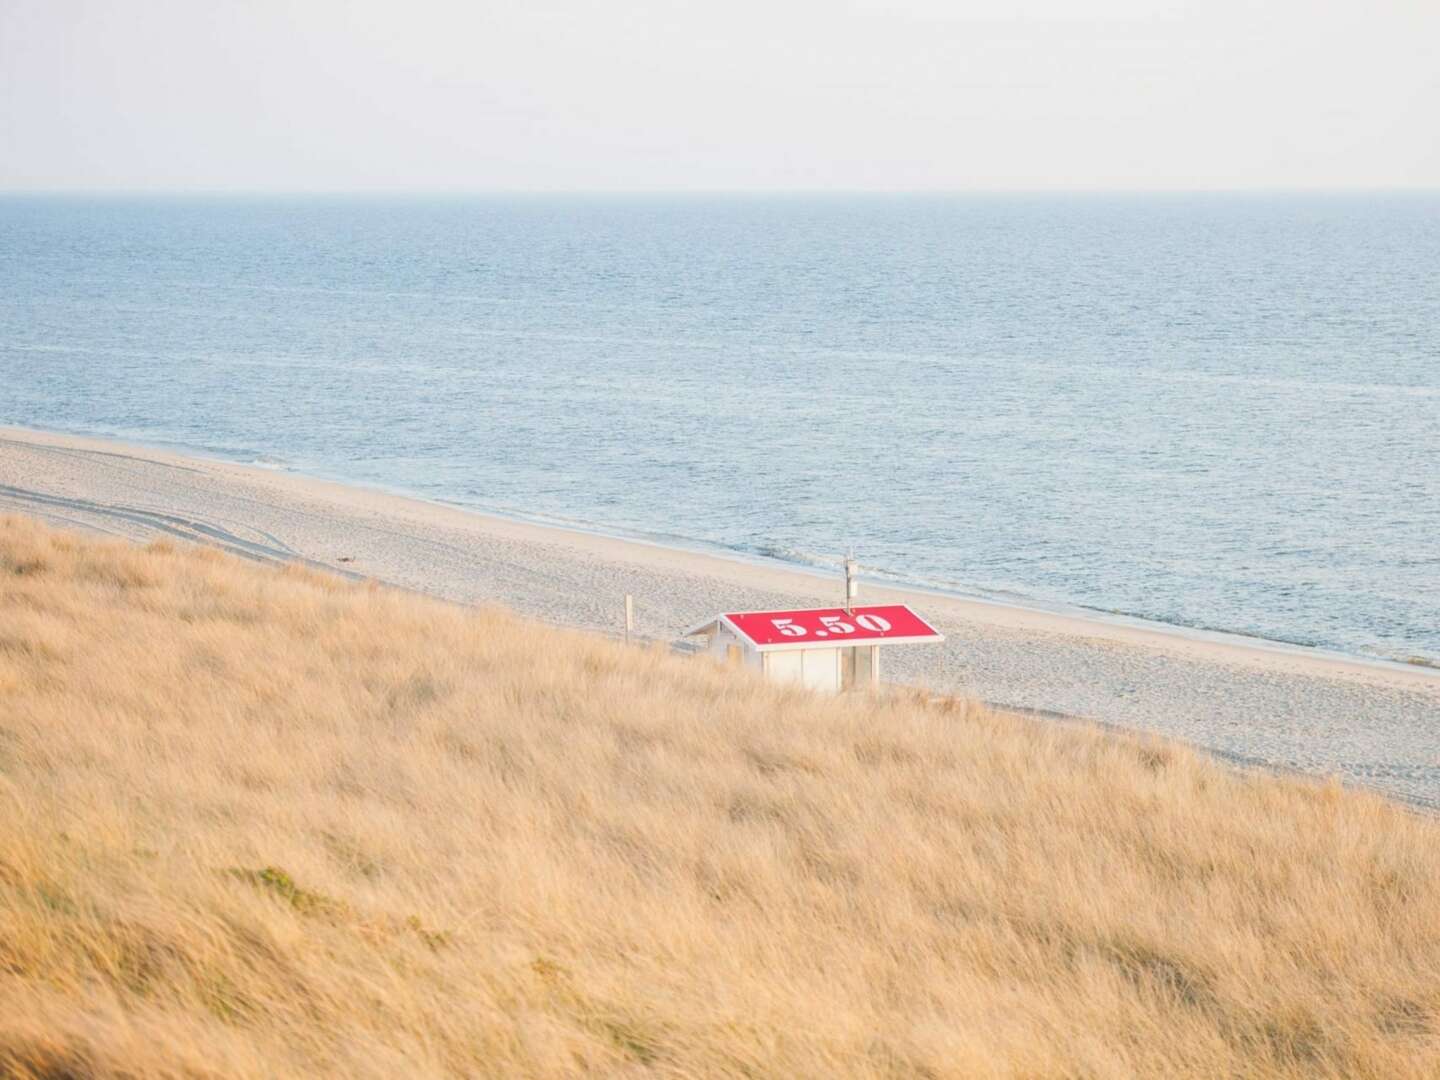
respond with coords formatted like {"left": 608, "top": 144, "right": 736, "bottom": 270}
{"left": 801, "top": 649, "right": 838, "bottom": 693}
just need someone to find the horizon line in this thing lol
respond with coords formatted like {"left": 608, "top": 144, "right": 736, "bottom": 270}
{"left": 3, "top": 185, "right": 1439, "bottom": 199}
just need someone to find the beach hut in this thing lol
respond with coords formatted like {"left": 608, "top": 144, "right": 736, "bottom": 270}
{"left": 683, "top": 603, "right": 943, "bottom": 694}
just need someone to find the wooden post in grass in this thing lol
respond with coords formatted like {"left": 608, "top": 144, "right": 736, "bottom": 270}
{"left": 624, "top": 594, "right": 634, "bottom": 645}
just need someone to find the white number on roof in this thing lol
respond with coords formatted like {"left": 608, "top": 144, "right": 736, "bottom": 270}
{"left": 819, "top": 615, "right": 854, "bottom": 634}
{"left": 854, "top": 613, "right": 892, "bottom": 633}
{"left": 770, "top": 618, "right": 806, "bottom": 637}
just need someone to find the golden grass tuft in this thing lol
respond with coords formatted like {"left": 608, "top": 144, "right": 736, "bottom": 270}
{"left": 1, "top": 513, "right": 1438, "bottom": 1077}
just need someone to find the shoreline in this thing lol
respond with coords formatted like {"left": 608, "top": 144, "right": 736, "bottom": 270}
{"left": 6, "top": 421, "right": 1435, "bottom": 687}
{"left": 2, "top": 423, "right": 1438, "bottom": 808}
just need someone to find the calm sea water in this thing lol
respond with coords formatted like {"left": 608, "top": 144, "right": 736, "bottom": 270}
{"left": 2, "top": 194, "right": 1438, "bottom": 662}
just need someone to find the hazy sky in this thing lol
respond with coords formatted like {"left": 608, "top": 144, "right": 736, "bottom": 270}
{"left": 2, "top": 0, "right": 1437, "bottom": 192}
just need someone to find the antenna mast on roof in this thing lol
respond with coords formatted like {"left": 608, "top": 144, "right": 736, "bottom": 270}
{"left": 843, "top": 550, "right": 859, "bottom": 616}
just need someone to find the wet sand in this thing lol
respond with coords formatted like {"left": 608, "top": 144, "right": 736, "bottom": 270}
{"left": 3, "top": 425, "right": 1436, "bottom": 807}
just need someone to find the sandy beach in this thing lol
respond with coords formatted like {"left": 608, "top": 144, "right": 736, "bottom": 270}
{"left": 3, "top": 424, "right": 1437, "bottom": 808}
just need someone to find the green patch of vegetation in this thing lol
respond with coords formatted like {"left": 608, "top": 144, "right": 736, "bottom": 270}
{"left": 530, "top": 956, "right": 569, "bottom": 981}
{"left": 595, "top": 1016, "right": 662, "bottom": 1065}
{"left": 405, "top": 915, "right": 453, "bottom": 951}
{"left": 525, "top": 956, "right": 661, "bottom": 1065}
{"left": 35, "top": 883, "right": 79, "bottom": 916}
{"left": 321, "top": 831, "right": 382, "bottom": 880}
{"left": 228, "top": 866, "right": 346, "bottom": 918}
{"left": 198, "top": 970, "right": 257, "bottom": 1024}
{"left": 2, "top": 554, "right": 48, "bottom": 576}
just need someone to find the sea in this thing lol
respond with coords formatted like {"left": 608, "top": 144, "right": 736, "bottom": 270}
{"left": 2, "top": 193, "right": 1437, "bottom": 664}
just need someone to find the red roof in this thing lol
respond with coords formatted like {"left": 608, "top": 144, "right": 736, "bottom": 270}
{"left": 690, "top": 604, "right": 943, "bottom": 651}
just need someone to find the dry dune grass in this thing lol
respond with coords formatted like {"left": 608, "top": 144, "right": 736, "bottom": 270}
{"left": 1, "top": 514, "right": 1438, "bottom": 1078}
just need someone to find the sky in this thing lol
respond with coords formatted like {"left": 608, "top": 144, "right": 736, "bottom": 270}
{"left": 1, "top": 0, "right": 1437, "bottom": 193}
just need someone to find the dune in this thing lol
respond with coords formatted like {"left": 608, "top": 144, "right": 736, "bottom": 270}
{"left": 2, "top": 514, "right": 1438, "bottom": 1077}
{"left": 1, "top": 426, "right": 1438, "bottom": 813}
